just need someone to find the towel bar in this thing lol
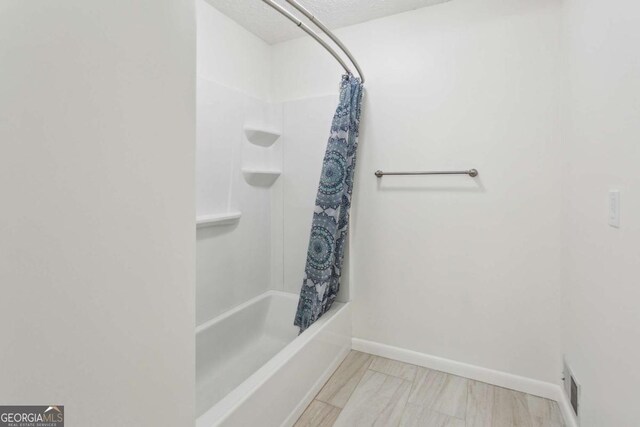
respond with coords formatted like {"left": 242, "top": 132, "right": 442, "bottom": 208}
{"left": 374, "top": 169, "right": 478, "bottom": 178}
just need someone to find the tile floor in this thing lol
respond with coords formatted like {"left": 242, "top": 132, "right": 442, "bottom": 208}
{"left": 294, "top": 351, "right": 565, "bottom": 427}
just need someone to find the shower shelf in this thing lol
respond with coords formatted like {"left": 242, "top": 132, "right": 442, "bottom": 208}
{"left": 244, "top": 126, "right": 281, "bottom": 147}
{"left": 196, "top": 211, "right": 242, "bottom": 228}
{"left": 242, "top": 169, "right": 281, "bottom": 186}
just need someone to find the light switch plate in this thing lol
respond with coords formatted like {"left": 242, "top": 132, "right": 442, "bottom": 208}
{"left": 608, "top": 190, "right": 620, "bottom": 228}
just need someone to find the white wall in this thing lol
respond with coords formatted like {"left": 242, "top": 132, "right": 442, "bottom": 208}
{"left": 196, "top": 1, "right": 282, "bottom": 325}
{"left": 561, "top": 0, "right": 640, "bottom": 425}
{"left": 0, "top": 1, "right": 195, "bottom": 426}
{"left": 272, "top": 0, "right": 564, "bottom": 384}
{"left": 197, "top": 0, "right": 271, "bottom": 101}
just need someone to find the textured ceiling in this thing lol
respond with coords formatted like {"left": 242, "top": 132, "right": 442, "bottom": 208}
{"left": 205, "top": 0, "right": 451, "bottom": 44}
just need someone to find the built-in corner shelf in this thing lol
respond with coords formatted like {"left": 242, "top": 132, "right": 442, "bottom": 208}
{"left": 242, "top": 169, "right": 281, "bottom": 187}
{"left": 196, "top": 211, "right": 242, "bottom": 228}
{"left": 244, "top": 126, "right": 281, "bottom": 147}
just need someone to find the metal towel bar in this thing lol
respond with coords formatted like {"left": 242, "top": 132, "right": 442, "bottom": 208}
{"left": 374, "top": 169, "right": 479, "bottom": 178}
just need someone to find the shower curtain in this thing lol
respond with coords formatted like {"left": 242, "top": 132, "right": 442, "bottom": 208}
{"left": 294, "top": 74, "right": 364, "bottom": 333}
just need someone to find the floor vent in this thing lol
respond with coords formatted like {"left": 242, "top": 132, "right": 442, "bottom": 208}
{"left": 563, "top": 358, "right": 581, "bottom": 422}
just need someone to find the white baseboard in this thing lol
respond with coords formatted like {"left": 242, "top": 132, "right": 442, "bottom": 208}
{"left": 352, "top": 337, "right": 578, "bottom": 427}
{"left": 555, "top": 388, "right": 579, "bottom": 427}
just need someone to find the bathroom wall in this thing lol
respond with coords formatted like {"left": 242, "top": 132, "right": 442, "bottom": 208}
{"left": 272, "top": 0, "right": 564, "bottom": 384}
{"left": 0, "top": 1, "right": 195, "bottom": 425}
{"left": 197, "top": 0, "right": 271, "bottom": 100}
{"left": 196, "top": 1, "right": 283, "bottom": 325}
{"left": 561, "top": 0, "right": 640, "bottom": 425}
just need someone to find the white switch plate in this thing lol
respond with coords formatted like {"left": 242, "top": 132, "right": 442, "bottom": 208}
{"left": 609, "top": 190, "right": 620, "bottom": 228}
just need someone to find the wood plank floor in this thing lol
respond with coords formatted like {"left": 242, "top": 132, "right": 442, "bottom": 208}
{"left": 294, "top": 351, "right": 565, "bottom": 427}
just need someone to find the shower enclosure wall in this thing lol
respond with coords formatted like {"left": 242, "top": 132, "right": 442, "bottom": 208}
{"left": 195, "top": 2, "right": 351, "bottom": 425}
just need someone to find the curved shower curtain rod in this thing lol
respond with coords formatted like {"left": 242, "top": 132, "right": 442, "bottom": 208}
{"left": 261, "top": 0, "right": 365, "bottom": 83}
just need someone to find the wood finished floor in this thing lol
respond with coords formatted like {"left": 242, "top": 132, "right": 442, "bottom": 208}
{"left": 294, "top": 351, "right": 565, "bottom": 427}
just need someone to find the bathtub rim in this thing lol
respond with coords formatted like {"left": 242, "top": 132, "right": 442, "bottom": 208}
{"left": 196, "top": 290, "right": 348, "bottom": 427}
{"left": 195, "top": 289, "right": 294, "bottom": 335}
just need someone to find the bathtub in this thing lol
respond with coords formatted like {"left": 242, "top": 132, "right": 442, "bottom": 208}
{"left": 196, "top": 290, "right": 351, "bottom": 427}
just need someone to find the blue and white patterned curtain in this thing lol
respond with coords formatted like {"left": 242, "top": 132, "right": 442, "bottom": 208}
{"left": 294, "top": 75, "right": 364, "bottom": 333}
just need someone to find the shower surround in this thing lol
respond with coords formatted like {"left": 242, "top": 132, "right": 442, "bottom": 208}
{"left": 196, "top": 3, "right": 354, "bottom": 425}
{"left": 195, "top": 75, "right": 353, "bottom": 424}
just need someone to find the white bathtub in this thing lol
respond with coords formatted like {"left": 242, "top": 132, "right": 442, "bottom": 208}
{"left": 196, "top": 290, "right": 351, "bottom": 427}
